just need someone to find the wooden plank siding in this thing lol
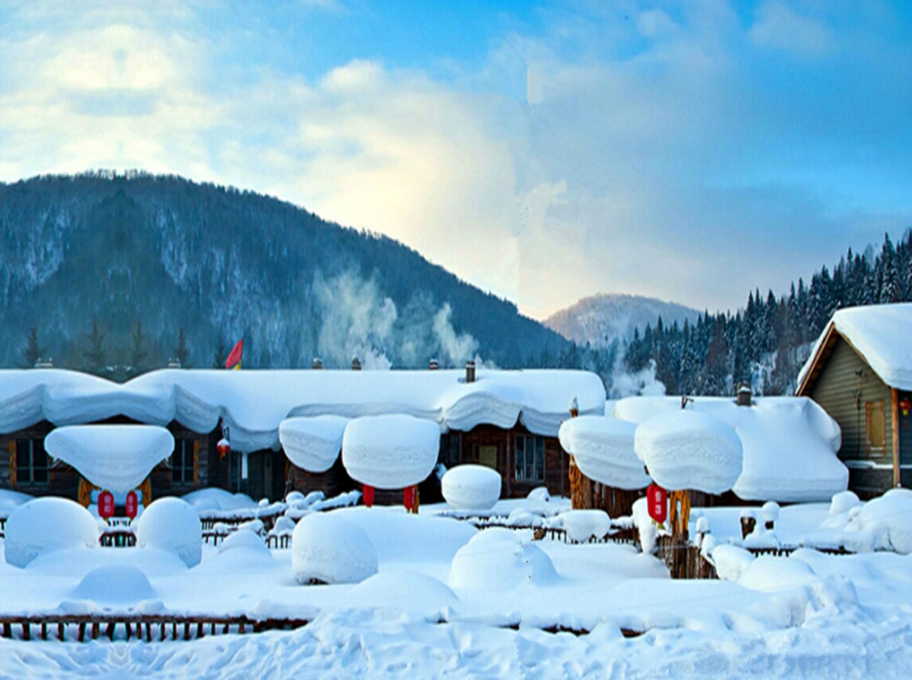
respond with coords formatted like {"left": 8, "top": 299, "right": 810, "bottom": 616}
{"left": 809, "top": 337, "right": 896, "bottom": 496}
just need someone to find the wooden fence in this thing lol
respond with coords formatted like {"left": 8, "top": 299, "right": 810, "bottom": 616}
{"left": 0, "top": 614, "right": 310, "bottom": 642}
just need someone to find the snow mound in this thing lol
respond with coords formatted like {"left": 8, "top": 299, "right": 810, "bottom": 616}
{"left": 739, "top": 556, "right": 818, "bottom": 591}
{"left": 269, "top": 516, "right": 296, "bottom": 536}
{"left": 292, "top": 513, "right": 378, "bottom": 585}
{"left": 73, "top": 565, "right": 155, "bottom": 606}
{"left": 449, "top": 528, "right": 559, "bottom": 590}
{"left": 631, "top": 497, "right": 658, "bottom": 554}
{"left": 559, "top": 416, "right": 650, "bottom": 489}
{"left": 830, "top": 491, "right": 862, "bottom": 516}
{"left": 182, "top": 488, "right": 257, "bottom": 513}
{"left": 634, "top": 410, "right": 742, "bottom": 494}
{"left": 45, "top": 425, "right": 174, "bottom": 493}
{"left": 5, "top": 497, "right": 99, "bottom": 568}
{"left": 134, "top": 497, "right": 202, "bottom": 568}
{"left": 219, "top": 529, "right": 269, "bottom": 555}
{"left": 527, "top": 487, "right": 551, "bottom": 502}
{"left": 441, "top": 465, "right": 501, "bottom": 511}
{"left": 347, "top": 571, "right": 458, "bottom": 614}
{"left": 342, "top": 415, "right": 440, "bottom": 489}
{"left": 850, "top": 489, "right": 912, "bottom": 554}
{"left": 557, "top": 510, "right": 613, "bottom": 542}
{"left": 279, "top": 415, "right": 349, "bottom": 473}
{"left": 711, "top": 545, "right": 755, "bottom": 582}
{"left": 0, "top": 489, "right": 33, "bottom": 514}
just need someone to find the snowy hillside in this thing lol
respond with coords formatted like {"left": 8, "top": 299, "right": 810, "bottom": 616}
{"left": 543, "top": 293, "right": 701, "bottom": 348}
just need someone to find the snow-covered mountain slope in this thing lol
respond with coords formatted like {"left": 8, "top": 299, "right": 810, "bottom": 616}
{"left": 543, "top": 293, "right": 701, "bottom": 348}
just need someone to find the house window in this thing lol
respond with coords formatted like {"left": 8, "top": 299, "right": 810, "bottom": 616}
{"left": 865, "top": 400, "right": 886, "bottom": 455}
{"left": 478, "top": 445, "right": 498, "bottom": 470}
{"left": 515, "top": 435, "right": 545, "bottom": 482}
{"left": 228, "top": 450, "right": 242, "bottom": 492}
{"left": 170, "top": 439, "right": 196, "bottom": 484}
{"left": 15, "top": 438, "right": 48, "bottom": 485}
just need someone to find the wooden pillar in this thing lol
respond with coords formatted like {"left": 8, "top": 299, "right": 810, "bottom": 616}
{"left": 892, "top": 388, "right": 901, "bottom": 487}
{"left": 8, "top": 441, "right": 16, "bottom": 488}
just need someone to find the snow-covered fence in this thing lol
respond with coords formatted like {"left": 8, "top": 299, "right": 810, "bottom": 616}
{"left": 0, "top": 613, "right": 310, "bottom": 642}
{"left": 99, "top": 529, "right": 136, "bottom": 548}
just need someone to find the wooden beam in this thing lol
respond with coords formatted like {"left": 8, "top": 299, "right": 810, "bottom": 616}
{"left": 892, "top": 388, "right": 901, "bottom": 487}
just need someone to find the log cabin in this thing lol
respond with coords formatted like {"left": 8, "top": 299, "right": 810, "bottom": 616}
{"left": 0, "top": 363, "right": 606, "bottom": 508}
{"left": 797, "top": 303, "right": 912, "bottom": 497}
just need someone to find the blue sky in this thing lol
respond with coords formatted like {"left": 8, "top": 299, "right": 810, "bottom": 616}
{"left": 0, "top": 0, "right": 910, "bottom": 319}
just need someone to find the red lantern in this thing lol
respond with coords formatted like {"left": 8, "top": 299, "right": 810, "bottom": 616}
{"left": 217, "top": 438, "right": 231, "bottom": 460}
{"left": 125, "top": 490, "right": 139, "bottom": 519}
{"left": 363, "top": 484, "right": 374, "bottom": 508}
{"left": 900, "top": 398, "right": 911, "bottom": 417}
{"left": 98, "top": 490, "right": 115, "bottom": 519}
{"left": 646, "top": 483, "right": 668, "bottom": 524}
{"left": 403, "top": 485, "right": 416, "bottom": 512}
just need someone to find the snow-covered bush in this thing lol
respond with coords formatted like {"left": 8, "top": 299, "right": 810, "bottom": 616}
{"left": 134, "top": 497, "right": 202, "bottom": 568}
{"left": 5, "top": 497, "right": 99, "bottom": 568}
{"left": 73, "top": 565, "right": 155, "bottom": 605}
{"left": 634, "top": 411, "right": 743, "bottom": 493}
{"left": 292, "top": 513, "right": 378, "bottom": 585}
{"left": 557, "top": 510, "right": 613, "bottom": 542}
{"left": 449, "top": 528, "right": 558, "bottom": 590}
{"left": 342, "top": 415, "right": 440, "bottom": 489}
{"left": 738, "top": 555, "right": 817, "bottom": 591}
{"left": 559, "top": 416, "right": 650, "bottom": 489}
{"left": 269, "top": 516, "right": 296, "bottom": 537}
{"left": 711, "top": 545, "right": 755, "bottom": 581}
{"left": 441, "top": 465, "right": 501, "bottom": 511}
{"left": 347, "top": 571, "right": 458, "bottom": 614}
{"left": 238, "top": 519, "right": 265, "bottom": 536}
{"left": 847, "top": 488, "right": 912, "bottom": 553}
{"left": 830, "top": 490, "right": 862, "bottom": 515}
{"left": 219, "top": 528, "right": 269, "bottom": 555}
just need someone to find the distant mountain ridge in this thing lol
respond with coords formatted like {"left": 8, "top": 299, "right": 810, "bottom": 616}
{"left": 0, "top": 172, "right": 570, "bottom": 373}
{"left": 543, "top": 293, "right": 701, "bottom": 348}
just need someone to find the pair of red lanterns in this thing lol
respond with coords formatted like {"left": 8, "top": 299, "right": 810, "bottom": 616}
{"left": 98, "top": 490, "right": 138, "bottom": 519}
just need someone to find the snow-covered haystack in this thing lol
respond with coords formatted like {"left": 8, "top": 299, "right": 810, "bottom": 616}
{"left": 559, "top": 416, "right": 650, "bottom": 489}
{"left": 134, "top": 498, "right": 202, "bottom": 568}
{"left": 847, "top": 489, "right": 912, "bottom": 554}
{"left": 347, "top": 571, "right": 459, "bottom": 614}
{"left": 5, "top": 498, "right": 99, "bottom": 568}
{"left": 73, "top": 565, "right": 156, "bottom": 606}
{"left": 342, "top": 415, "right": 440, "bottom": 489}
{"left": 449, "top": 528, "right": 559, "bottom": 590}
{"left": 45, "top": 425, "right": 174, "bottom": 493}
{"left": 634, "top": 411, "right": 742, "bottom": 493}
{"left": 292, "top": 513, "right": 378, "bottom": 585}
{"left": 279, "top": 416, "right": 349, "bottom": 473}
{"left": 441, "top": 465, "right": 501, "bottom": 511}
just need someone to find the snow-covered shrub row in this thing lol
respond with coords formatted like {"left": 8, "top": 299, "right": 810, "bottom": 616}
{"left": 342, "top": 415, "right": 440, "bottom": 489}
{"left": 134, "top": 497, "right": 202, "bottom": 568}
{"left": 441, "top": 465, "right": 501, "bottom": 511}
{"left": 558, "top": 416, "right": 650, "bottom": 490}
{"left": 634, "top": 411, "right": 742, "bottom": 494}
{"left": 449, "top": 528, "right": 558, "bottom": 590}
{"left": 4, "top": 497, "right": 99, "bottom": 568}
{"left": 292, "top": 513, "right": 378, "bottom": 585}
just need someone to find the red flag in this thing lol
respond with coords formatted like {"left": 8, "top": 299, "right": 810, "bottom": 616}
{"left": 225, "top": 339, "right": 244, "bottom": 370}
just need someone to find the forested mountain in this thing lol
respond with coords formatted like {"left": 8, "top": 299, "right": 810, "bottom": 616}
{"left": 544, "top": 293, "right": 700, "bottom": 348}
{"left": 0, "top": 172, "right": 570, "bottom": 377}
{"left": 624, "top": 232, "right": 912, "bottom": 396}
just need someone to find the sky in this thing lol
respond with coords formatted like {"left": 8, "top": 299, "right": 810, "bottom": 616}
{"left": 0, "top": 0, "right": 910, "bottom": 320}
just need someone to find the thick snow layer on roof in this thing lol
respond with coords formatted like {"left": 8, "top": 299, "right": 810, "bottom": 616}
{"left": 278, "top": 416, "right": 349, "bottom": 472}
{"left": 45, "top": 425, "right": 174, "bottom": 493}
{"left": 798, "top": 303, "right": 912, "bottom": 390}
{"left": 558, "top": 417, "right": 650, "bottom": 490}
{"left": 615, "top": 396, "right": 846, "bottom": 502}
{"left": 0, "top": 368, "right": 605, "bottom": 451}
{"left": 634, "top": 410, "right": 743, "bottom": 494}
{"left": 342, "top": 415, "right": 441, "bottom": 489}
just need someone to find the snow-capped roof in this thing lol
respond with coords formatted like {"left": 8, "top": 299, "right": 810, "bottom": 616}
{"left": 278, "top": 416, "right": 349, "bottom": 473}
{"left": 0, "top": 368, "right": 604, "bottom": 452}
{"left": 798, "top": 303, "right": 912, "bottom": 392}
{"left": 342, "top": 414, "right": 441, "bottom": 489}
{"left": 612, "top": 396, "right": 847, "bottom": 502}
{"left": 558, "top": 417, "right": 650, "bottom": 490}
{"left": 44, "top": 425, "right": 174, "bottom": 493}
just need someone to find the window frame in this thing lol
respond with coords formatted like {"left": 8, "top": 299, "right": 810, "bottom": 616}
{"left": 15, "top": 438, "right": 49, "bottom": 486}
{"left": 514, "top": 434, "right": 545, "bottom": 482}
{"left": 170, "top": 439, "right": 196, "bottom": 484}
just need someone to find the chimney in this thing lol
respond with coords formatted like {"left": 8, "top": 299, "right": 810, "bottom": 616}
{"left": 429, "top": 358, "right": 439, "bottom": 371}
{"left": 569, "top": 396, "right": 579, "bottom": 418}
{"left": 352, "top": 356, "right": 362, "bottom": 371}
{"left": 737, "top": 382, "right": 752, "bottom": 407}
{"left": 465, "top": 360, "right": 476, "bottom": 383}
{"left": 312, "top": 357, "right": 323, "bottom": 370}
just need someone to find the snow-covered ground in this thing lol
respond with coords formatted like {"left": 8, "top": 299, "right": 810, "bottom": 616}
{"left": 1, "top": 495, "right": 912, "bottom": 678}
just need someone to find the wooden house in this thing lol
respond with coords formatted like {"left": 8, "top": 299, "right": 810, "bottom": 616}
{"left": 797, "top": 303, "right": 912, "bottom": 496}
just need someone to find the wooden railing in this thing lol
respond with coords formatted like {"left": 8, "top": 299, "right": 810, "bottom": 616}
{"left": 99, "top": 530, "right": 137, "bottom": 548}
{"left": 0, "top": 614, "right": 310, "bottom": 642}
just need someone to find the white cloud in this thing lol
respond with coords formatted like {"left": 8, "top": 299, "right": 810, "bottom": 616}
{"left": 749, "top": 1, "right": 835, "bottom": 56}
